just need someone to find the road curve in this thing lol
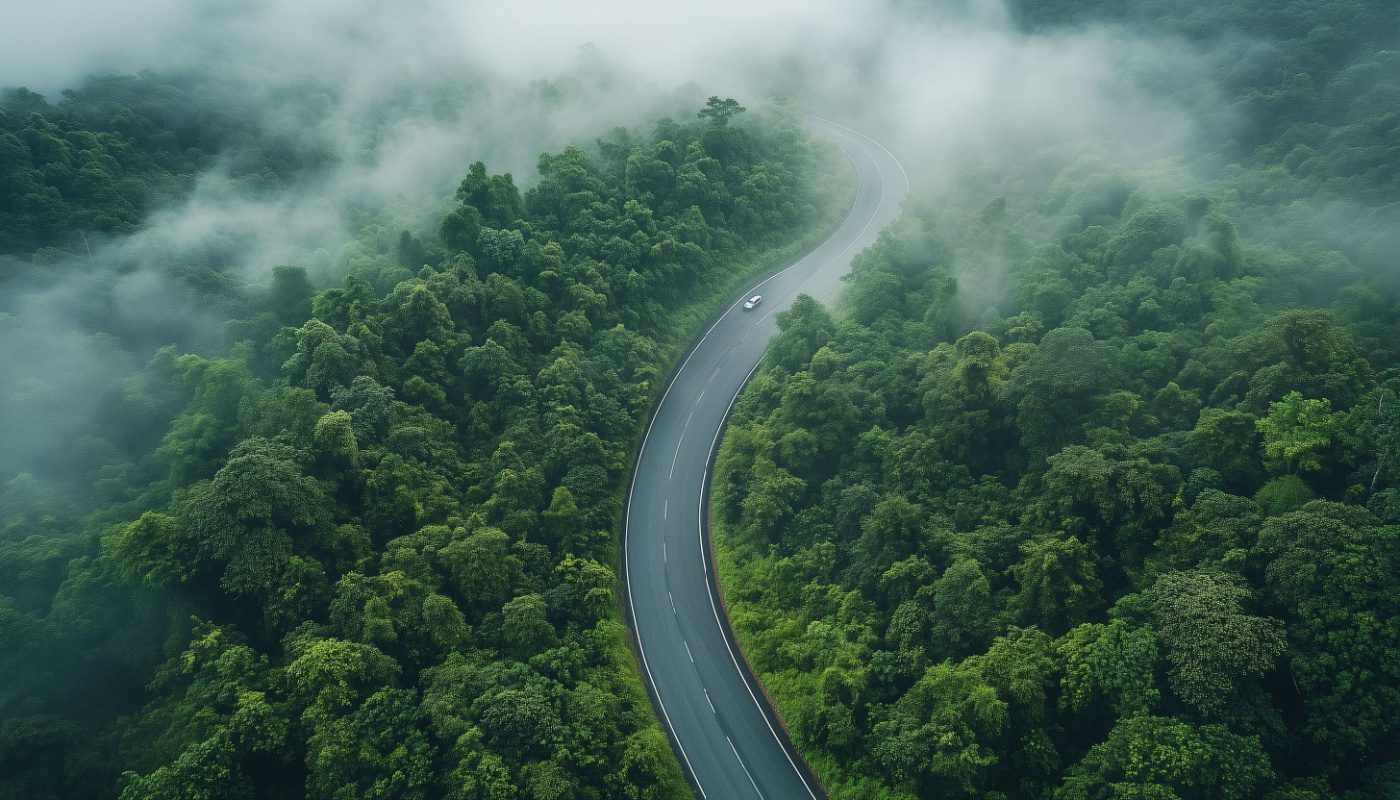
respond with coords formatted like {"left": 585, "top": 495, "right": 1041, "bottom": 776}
{"left": 622, "top": 118, "right": 908, "bottom": 799}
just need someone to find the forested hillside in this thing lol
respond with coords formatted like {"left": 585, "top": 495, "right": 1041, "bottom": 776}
{"left": 0, "top": 95, "right": 846, "bottom": 799}
{"left": 712, "top": 3, "right": 1400, "bottom": 799}
{"left": 5, "top": 0, "right": 1398, "bottom": 798}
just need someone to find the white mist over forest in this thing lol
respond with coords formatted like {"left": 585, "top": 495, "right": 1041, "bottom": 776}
{"left": 4, "top": 2, "right": 1400, "bottom": 798}
{"left": 0, "top": 0, "right": 1224, "bottom": 491}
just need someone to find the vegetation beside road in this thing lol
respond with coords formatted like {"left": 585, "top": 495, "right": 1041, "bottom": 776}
{"left": 0, "top": 94, "right": 850, "bottom": 800}
{"left": 714, "top": 2, "right": 1400, "bottom": 797}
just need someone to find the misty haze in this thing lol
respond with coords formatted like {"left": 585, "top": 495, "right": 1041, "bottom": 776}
{"left": 1, "top": 1, "right": 1397, "bottom": 799}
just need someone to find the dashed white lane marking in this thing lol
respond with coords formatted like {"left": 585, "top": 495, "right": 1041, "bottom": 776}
{"left": 669, "top": 592, "right": 676, "bottom": 613}
{"left": 663, "top": 541, "right": 667, "bottom": 562}
{"left": 727, "top": 736, "right": 765, "bottom": 799}
{"left": 684, "top": 640, "right": 694, "bottom": 663}
{"left": 695, "top": 356, "right": 823, "bottom": 800}
{"left": 619, "top": 117, "right": 900, "bottom": 800}
{"left": 704, "top": 688, "right": 716, "bottom": 714}
{"left": 669, "top": 429, "right": 686, "bottom": 478}
{"left": 664, "top": 500, "right": 668, "bottom": 518}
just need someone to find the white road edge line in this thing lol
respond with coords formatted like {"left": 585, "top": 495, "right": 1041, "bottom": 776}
{"left": 621, "top": 115, "right": 905, "bottom": 800}
{"left": 622, "top": 302, "right": 715, "bottom": 800}
{"left": 698, "top": 358, "right": 822, "bottom": 800}
{"left": 697, "top": 151, "right": 864, "bottom": 343}
{"left": 688, "top": 125, "right": 898, "bottom": 797}
{"left": 811, "top": 115, "right": 912, "bottom": 193}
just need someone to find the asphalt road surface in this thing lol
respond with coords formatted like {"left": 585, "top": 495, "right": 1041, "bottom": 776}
{"left": 622, "top": 118, "right": 908, "bottom": 800}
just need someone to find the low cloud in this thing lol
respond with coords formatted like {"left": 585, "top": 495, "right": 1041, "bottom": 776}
{"left": 0, "top": 0, "right": 1225, "bottom": 491}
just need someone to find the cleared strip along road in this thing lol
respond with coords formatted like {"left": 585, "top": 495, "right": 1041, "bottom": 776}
{"left": 622, "top": 119, "right": 908, "bottom": 799}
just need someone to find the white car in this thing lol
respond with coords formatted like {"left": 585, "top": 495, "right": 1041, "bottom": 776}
{"left": 743, "top": 294, "right": 763, "bottom": 310}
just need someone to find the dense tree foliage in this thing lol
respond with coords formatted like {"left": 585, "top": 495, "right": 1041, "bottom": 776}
{"left": 713, "top": 4, "right": 1400, "bottom": 798}
{"left": 0, "top": 96, "right": 846, "bottom": 798}
{"left": 0, "top": 73, "right": 326, "bottom": 259}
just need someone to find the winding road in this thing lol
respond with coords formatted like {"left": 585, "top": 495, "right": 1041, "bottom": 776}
{"left": 622, "top": 118, "right": 908, "bottom": 799}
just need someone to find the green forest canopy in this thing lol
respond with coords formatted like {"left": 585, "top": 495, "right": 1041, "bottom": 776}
{"left": 1, "top": 0, "right": 1398, "bottom": 798}
{"left": 711, "top": 2, "right": 1400, "bottom": 799}
{"left": 0, "top": 93, "right": 846, "bottom": 799}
